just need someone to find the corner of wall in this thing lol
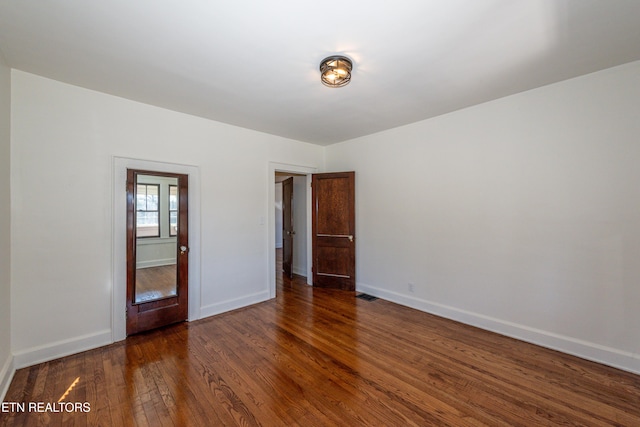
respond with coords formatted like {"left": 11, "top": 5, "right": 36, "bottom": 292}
{"left": 11, "top": 330, "right": 113, "bottom": 371}
{"left": 0, "top": 355, "right": 15, "bottom": 401}
{"left": 321, "top": 143, "right": 329, "bottom": 173}
{"left": 0, "top": 52, "right": 13, "bottom": 401}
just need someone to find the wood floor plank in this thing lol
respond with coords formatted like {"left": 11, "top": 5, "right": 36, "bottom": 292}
{"left": 197, "top": 324, "right": 308, "bottom": 425}
{"left": 221, "top": 313, "right": 395, "bottom": 426}
{"left": 2, "top": 252, "right": 639, "bottom": 426}
{"left": 251, "top": 308, "right": 483, "bottom": 426}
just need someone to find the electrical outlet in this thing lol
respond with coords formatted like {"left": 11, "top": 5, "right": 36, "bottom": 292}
{"left": 408, "top": 283, "right": 415, "bottom": 293}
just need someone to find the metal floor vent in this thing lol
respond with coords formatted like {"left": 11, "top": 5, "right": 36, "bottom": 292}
{"left": 356, "top": 293, "right": 378, "bottom": 301}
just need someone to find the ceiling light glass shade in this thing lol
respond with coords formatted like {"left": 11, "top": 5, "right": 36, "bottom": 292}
{"left": 319, "top": 56, "right": 353, "bottom": 88}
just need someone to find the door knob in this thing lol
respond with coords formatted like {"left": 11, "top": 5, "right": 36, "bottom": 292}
{"left": 180, "top": 245, "right": 189, "bottom": 255}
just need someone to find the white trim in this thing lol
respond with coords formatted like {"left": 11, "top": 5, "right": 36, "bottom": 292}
{"left": 0, "top": 354, "right": 14, "bottom": 401}
{"left": 200, "top": 291, "right": 271, "bottom": 319}
{"left": 357, "top": 282, "right": 640, "bottom": 375}
{"left": 268, "top": 162, "right": 318, "bottom": 298}
{"left": 12, "top": 330, "right": 112, "bottom": 370}
{"left": 112, "top": 157, "right": 201, "bottom": 342}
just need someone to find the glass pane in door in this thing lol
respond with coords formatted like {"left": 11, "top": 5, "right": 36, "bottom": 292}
{"left": 134, "top": 175, "right": 178, "bottom": 303}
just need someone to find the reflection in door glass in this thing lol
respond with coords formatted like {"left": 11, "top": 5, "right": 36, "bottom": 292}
{"left": 136, "top": 184, "right": 160, "bottom": 237}
{"left": 134, "top": 175, "right": 178, "bottom": 303}
{"left": 169, "top": 184, "right": 178, "bottom": 236}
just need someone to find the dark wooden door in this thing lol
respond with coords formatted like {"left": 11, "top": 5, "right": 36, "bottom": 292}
{"left": 312, "top": 172, "right": 355, "bottom": 290}
{"left": 282, "top": 177, "right": 294, "bottom": 279}
{"left": 126, "top": 169, "right": 189, "bottom": 335}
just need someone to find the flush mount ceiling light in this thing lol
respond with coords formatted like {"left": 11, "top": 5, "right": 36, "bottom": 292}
{"left": 319, "top": 56, "right": 353, "bottom": 88}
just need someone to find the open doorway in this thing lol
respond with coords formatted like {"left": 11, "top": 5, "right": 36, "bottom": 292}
{"left": 275, "top": 172, "right": 306, "bottom": 282}
{"left": 268, "top": 162, "right": 317, "bottom": 298}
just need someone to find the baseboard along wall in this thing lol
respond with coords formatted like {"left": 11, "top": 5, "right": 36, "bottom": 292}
{"left": 356, "top": 282, "right": 640, "bottom": 375}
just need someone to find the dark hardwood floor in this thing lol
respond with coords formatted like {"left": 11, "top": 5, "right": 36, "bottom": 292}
{"left": 2, "top": 250, "right": 639, "bottom": 426}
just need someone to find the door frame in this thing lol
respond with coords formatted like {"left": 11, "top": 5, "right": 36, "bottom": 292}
{"left": 113, "top": 157, "right": 201, "bottom": 342}
{"left": 268, "top": 162, "right": 317, "bottom": 297}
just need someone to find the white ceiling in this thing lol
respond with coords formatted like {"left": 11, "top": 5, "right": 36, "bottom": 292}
{"left": 1, "top": 1, "right": 639, "bottom": 146}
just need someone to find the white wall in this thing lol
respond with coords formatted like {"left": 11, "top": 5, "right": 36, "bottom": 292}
{"left": 10, "top": 70, "right": 323, "bottom": 367}
{"left": 325, "top": 61, "right": 640, "bottom": 374}
{"left": 0, "top": 51, "right": 13, "bottom": 398}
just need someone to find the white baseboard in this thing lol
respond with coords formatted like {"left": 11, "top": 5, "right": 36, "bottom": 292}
{"left": 292, "top": 266, "right": 307, "bottom": 277}
{"left": 8, "top": 289, "right": 272, "bottom": 372}
{"left": 200, "top": 290, "right": 271, "bottom": 319}
{"left": 0, "top": 354, "right": 15, "bottom": 401}
{"left": 357, "top": 283, "right": 640, "bottom": 375}
{"left": 12, "top": 330, "right": 113, "bottom": 370}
